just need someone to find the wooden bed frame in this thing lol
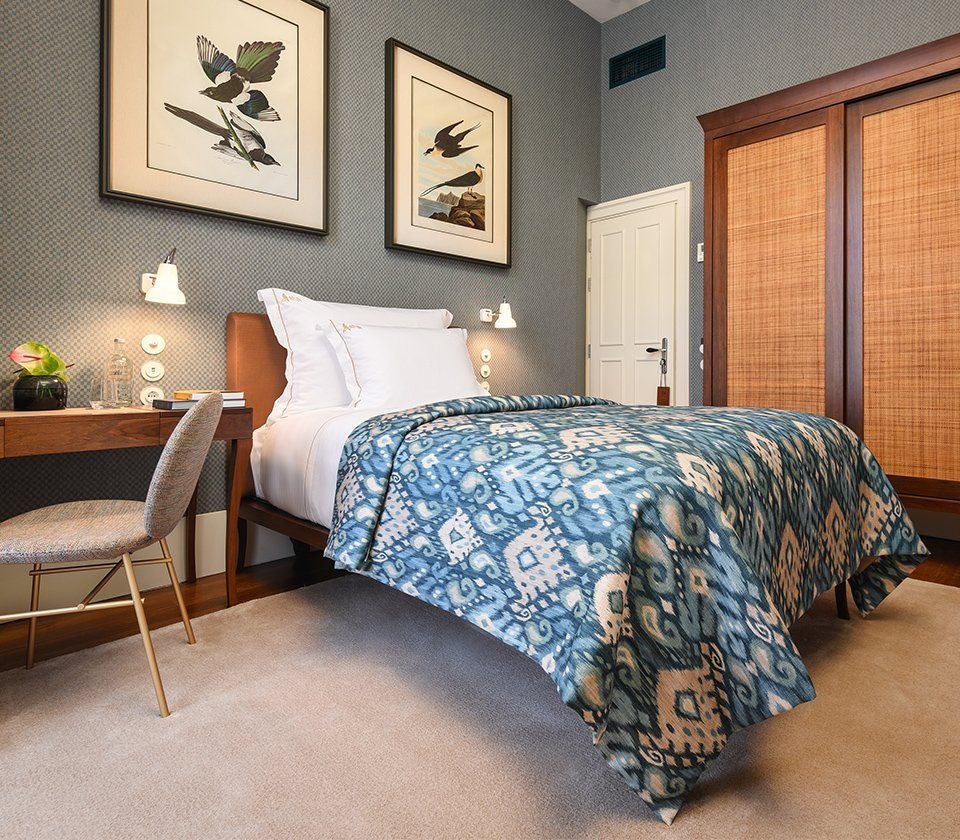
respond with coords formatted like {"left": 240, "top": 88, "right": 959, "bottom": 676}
{"left": 225, "top": 312, "right": 333, "bottom": 575}
{"left": 225, "top": 311, "right": 853, "bottom": 618}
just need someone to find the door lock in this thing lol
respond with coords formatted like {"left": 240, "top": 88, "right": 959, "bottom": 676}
{"left": 645, "top": 338, "right": 669, "bottom": 385}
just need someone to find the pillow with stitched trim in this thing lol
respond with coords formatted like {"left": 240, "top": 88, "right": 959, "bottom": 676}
{"left": 257, "top": 289, "right": 453, "bottom": 422}
{"left": 320, "top": 321, "right": 486, "bottom": 410}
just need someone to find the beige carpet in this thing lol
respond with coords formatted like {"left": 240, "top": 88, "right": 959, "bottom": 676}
{"left": 0, "top": 575, "right": 957, "bottom": 839}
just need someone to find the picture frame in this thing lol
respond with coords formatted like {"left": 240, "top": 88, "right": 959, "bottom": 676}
{"left": 385, "top": 39, "right": 512, "bottom": 267}
{"left": 101, "top": 0, "right": 329, "bottom": 235}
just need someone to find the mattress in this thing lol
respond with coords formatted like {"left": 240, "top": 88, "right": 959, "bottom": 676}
{"left": 250, "top": 407, "right": 382, "bottom": 528}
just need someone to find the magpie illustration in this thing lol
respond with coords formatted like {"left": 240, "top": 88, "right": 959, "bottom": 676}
{"left": 424, "top": 120, "right": 480, "bottom": 158}
{"left": 164, "top": 103, "right": 280, "bottom": 169}
{"left": 420, "top": 164, "right": 485, "bottom": 197}
{"left": 197, "top": 35, "right": 284, "bottom": 121}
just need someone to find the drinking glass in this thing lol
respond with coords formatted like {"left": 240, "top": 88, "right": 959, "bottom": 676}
{"left": 89, "top": 375, "right": 106, "bottom": 410}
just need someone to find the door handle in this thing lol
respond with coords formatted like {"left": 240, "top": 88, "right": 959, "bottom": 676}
{"left": 645, "top": 339, "right": 669, "bottom": 382}
{"left": 645, "top": 338, "right": 668, "bottom": 356}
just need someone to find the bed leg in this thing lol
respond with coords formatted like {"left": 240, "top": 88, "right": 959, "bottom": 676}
{"left": 835, "top": 580, "right": 850, "bottom": 620}
{"left": 291, "top": 538, "right": 313, "bottom": 559}
{"left": 236, "top": 518, "right": 248, "bottom": 573}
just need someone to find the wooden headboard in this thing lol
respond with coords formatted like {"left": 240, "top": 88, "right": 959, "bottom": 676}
{"left": 226, "top": 312, "right": 285, "bottom": 433}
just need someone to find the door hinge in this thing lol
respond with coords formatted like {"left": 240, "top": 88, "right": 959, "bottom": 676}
{"left": 587, "top": 344, "right": 592, "bottom": 359}
{"left": 587, "top": 238, "right": 592, "bottom": 254}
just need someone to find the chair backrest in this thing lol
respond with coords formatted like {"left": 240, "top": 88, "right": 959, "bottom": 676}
{"left": 144, "top": 393, "right": 223, "bottom": 539}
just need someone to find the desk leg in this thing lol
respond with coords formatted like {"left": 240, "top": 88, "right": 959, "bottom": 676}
{"left": 225, "top": 437, "right": 251, "bottom": 607}
{"left": 185, "top": 486, "right": 198, "bottom": 583}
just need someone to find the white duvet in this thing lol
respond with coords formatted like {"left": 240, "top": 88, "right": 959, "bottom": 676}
{"left": 250, "top": 407, "right": 383, "bottom": 528}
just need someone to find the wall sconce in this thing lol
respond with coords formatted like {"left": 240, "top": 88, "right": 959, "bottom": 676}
{"left": 141, "top": 248, "right": 186, "bottom": 305}
{"left": 479, "top": 299, "right": 517, "bottom": 329}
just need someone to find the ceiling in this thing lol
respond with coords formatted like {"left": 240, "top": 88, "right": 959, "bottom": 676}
{"left": 567, "top": 0, "right": 653, "bottom": 23}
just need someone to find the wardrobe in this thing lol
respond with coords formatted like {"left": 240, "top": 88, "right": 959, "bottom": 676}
{"left": 700, "top": 33, "right": 960, "bottom": 514}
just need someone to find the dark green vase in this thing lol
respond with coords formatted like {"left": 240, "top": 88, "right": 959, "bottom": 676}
{"left": 13, "top": 375, "right": 68, "bottom": 411}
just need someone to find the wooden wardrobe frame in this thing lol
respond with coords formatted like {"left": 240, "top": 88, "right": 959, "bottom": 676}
{"left": 699, "top": 32, "right": 960, "bottom": 514}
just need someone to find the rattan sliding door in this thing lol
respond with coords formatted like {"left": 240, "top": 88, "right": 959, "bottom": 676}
{"left": 847, "top": 75, "right": 960, "bottom": 502}
{"left": 701, "top": 36, "right": 960, "bottom": 512}
{"left": 708, "top": 107, "right": 844, "bottom": 417}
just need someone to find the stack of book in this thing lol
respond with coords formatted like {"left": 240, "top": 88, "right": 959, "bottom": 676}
{"left": 152, "top": 390, "right": 246, "bottom": 410}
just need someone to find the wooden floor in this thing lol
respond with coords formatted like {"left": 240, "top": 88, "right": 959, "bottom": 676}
{"left": 1, "top": 538, "right": 957, "bottom": 674}
{"left": 908, "top": 536, "right": 960, "bottom": 586}
{"left": 0, "top": 551, "right": 341, "bottom": 673}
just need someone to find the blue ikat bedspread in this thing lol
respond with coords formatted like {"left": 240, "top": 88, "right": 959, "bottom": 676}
{"left": 324, "top": 395, "right": 927, "bottom": 823}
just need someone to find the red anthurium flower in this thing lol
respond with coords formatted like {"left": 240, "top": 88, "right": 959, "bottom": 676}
{"left": 9, "top": 348, "right": 42, "bottom": 364}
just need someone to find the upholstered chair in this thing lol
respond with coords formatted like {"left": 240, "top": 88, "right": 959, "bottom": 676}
{"left": 0, "top": 393, "right": 223, "bottom": 717}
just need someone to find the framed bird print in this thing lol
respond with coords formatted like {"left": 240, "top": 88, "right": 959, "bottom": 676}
{"left": 101, "top": 0, "right": 329, "bottom": 234}
{"left": 386, "top": 40, "right": 511, "bottom": 267}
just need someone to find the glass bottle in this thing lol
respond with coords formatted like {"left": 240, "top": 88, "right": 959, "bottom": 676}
{"left": 104, "top": 338, "right": 133, "bottom": 408}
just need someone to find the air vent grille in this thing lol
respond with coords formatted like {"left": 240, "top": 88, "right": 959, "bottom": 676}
{"left": 609, "top": 36, "right": 666, "bottom": 89}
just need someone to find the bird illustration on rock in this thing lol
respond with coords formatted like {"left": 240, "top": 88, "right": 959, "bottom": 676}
{"left": 420, "top": 163, "right": 485, "bottom": 198}
{"left": 164, "top": 103, "right": 280, "bottom": 169}
{"left": 424, "top": 120, "right": 480, "bottom": 158}
{"left": 196, "top": 35, "right": 285, "bottom": 121}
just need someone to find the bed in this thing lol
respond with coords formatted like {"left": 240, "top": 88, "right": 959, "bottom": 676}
{"left": 226, "top": 311, "right": 927, "bottom": 824}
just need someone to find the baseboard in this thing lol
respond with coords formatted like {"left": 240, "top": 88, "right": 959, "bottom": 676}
{"left": 0, "top": 510, "right": 293, "bottom": 614}
{"left": 162, "top": 509, "right": 295, "bottom": 579}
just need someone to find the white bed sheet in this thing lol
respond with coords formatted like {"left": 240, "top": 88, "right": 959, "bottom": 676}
{"left": 250, "top": 407, "right": 383, "bottom": 528}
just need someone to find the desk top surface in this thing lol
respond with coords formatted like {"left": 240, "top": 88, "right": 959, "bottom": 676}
{"left": 0, "top": 406, "right": 251, "bottom": 421}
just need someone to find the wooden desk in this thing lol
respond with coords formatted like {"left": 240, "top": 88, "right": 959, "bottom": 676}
{"left": 0, "top": 406, "right": 253, "bottom": 606}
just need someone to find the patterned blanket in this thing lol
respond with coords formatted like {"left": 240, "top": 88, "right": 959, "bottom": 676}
{"left": 325, "top": 395, "right": 927, "bottom": 823}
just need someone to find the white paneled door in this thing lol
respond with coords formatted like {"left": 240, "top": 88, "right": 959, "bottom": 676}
{"left": 586, "top": 183, "right": 690, "bottom": 406}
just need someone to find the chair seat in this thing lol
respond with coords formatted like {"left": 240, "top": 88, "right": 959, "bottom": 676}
{"left": 0, "top": 500, "right": 154, "bottom": 565}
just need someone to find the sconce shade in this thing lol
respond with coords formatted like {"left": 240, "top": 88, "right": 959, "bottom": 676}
{"left": 142, "top": 260, "right": 186, "bottom": 305}
{"left": 495, "top": 301, "right": 517, "bottom": 329}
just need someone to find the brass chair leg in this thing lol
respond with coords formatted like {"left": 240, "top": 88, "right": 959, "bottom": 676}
{"left": 160, "top": 538, "right": 196, "bottom": 645}
{"left": 121, "top": 553, "right": 170, "bottom": 717}
{"left": 26, "top": 563, "right": 42, "bottom": 669}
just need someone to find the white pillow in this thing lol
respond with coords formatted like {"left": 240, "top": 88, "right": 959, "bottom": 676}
{"left": 320, "top": 322, "right": 486, "bottom": 410}
{"left": 257, "top": 289, "right": 453, "bottom": 421}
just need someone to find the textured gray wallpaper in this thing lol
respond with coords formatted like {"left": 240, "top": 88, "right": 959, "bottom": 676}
{"left": 0, "top": 0, "right": 600, "bottom": 518}
{"left": 601, "top": 0, "right": 960, "bottom": 404}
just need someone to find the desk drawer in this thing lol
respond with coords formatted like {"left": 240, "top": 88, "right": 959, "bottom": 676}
{"left": 159, "top": 409, "right": 254, "bottom": 441}
{"left": 2, "top": 413, "right": 161, "bottom": 457}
